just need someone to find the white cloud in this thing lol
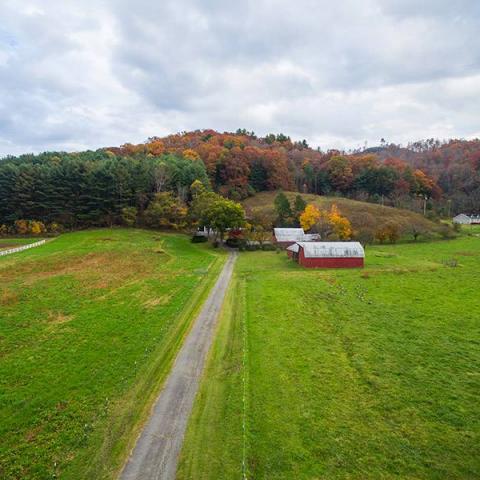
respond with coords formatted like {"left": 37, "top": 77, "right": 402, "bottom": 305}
{"left": 0, "top": 0, "right": 479, "bottom": 156}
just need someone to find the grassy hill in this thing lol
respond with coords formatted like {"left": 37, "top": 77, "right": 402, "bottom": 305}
{"left": 243, "top": 191, "right": 438, "bottom": 237}
{"left": 0, "top": 229, "right": 225, "bottom": 479}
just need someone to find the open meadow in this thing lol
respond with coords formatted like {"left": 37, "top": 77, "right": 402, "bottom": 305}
{"left": 0, "top": 229, "right": 225, "bottom": 480}
{"left": 178, "top": 233, "right": 480, "bottom": 479}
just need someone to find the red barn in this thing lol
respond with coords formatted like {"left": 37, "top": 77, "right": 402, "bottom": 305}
{"left": 289, "top": 241, "right": 365, "bottom": 268}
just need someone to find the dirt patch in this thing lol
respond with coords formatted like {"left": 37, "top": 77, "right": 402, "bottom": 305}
{"left": 455, "top": 251, "right": 476, "bottom": 257}
{"left": 1, "top": 289, "right": 19, "bottom": 306}
{"left": 46, "top": 311, "right": 74, "bottom": 325}
{"left": 1, "top": 251, "right": 159, "bottom": 289}
{"left": 25, "top": 425, "right": 43, "bottom": 443}
{"left": 143, "top": 294, "right": 173, "bottom": 309}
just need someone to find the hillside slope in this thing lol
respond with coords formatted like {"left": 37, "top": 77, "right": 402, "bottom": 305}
{"left": 243, "top": 191, "right": 438, "bottom": 234}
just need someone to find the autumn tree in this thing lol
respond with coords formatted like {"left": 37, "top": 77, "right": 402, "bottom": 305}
{"left": 300, "top": 204, "right": 321, "bottom": 231}
{"left": 143, "top": 192, "right": 187, "bottom": 229}
{"left": 329, "top": 204, "right": 353, "bottom": 240}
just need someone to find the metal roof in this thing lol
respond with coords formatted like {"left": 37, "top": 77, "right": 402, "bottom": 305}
{"left": 286, "top": 243, "right": 299, "bottom": 253}
{"left": 296, "top": 241, "right": 365, "bottom": 258}
{"left": 273, "top": 228, "right": 305, "bottom": 242}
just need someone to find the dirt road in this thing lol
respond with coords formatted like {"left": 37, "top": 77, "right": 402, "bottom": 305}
{"left": 120, "top": 251, "right": 237, "bottom": 480}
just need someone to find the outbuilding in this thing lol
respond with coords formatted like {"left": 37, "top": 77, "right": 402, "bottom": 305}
{"left": 286, "top": 242, "right": 299, "bottom": 258}
{"left": 290, "top": 241, "right": 365, "bottom": 268}
{"left": 453, "top": 214, "right": 472, "bottom": 225}
{"left": 273, "top": 228, "right": 306, "bottom": 248}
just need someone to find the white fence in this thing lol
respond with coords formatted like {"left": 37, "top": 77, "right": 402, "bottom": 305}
{"left": 0, "top": 239, "right": 47, "bottom": 257}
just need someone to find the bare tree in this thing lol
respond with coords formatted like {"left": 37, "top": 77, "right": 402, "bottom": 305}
{"left": 153, "top": 163, "right": 169, "bottom": 193}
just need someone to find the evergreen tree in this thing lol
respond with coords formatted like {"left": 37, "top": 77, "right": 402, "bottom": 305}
{"left": 274, "top": 192, "right": 292, "bottom": 226}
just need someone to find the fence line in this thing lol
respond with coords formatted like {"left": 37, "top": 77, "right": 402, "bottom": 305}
{"left": 0, "top": 239, "right": 47, "bottom": 257}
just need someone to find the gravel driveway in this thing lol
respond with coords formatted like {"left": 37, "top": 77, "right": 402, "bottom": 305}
{"left": 120, "top": 251, "right": 237, "bottom": 480}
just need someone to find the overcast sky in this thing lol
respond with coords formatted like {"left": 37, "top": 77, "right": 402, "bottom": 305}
{"left": 1, "top": 0, "right": 479, "bottom": 156}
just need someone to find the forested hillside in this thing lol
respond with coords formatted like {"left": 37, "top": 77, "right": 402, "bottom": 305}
{"left": 0, "top": 129, "right": 478, "bottom": 228}
{"left": 367, "top": 138, "right": 480, "bottom": 213}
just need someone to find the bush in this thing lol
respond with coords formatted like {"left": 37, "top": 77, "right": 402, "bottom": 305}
{"left": 261, "top": 243, "right": 276, "bottom": 251}
{"left": 376, "top": 223, "right": 400, "bottom": 244}
{"left": 438, "top": 225, "right": 457, "bottom": 240}
{"left": 121, "top": 207, "right": 138, "bottom": 227}
{"left": 14, "top": 219, "right": 46, "bottom": 236}
{"left": 191, "top": 234, "right": 208, "bottom": 243}
{"left": 225, "top": 237, "right": 246, "bottom": 249}
{"left": 355, "top": 228, "right": 375, "bottom": 247}
{"left": 246, "top": 244, "right": 260, "bottom": 251}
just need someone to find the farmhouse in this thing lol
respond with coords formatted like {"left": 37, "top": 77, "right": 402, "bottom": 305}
{"left": 287, "top": 241, "right": 365, "bottom": 268}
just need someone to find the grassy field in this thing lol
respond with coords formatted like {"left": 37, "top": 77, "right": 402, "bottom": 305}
{"left": 178, "top": 234, "right": 480, "bottom": 479}
{"left": 0, "top": 238, "right": 43, "bottom": 250}
{"left": 0, "top": 229, "right": 225, "bottom": 480}
{"left": 243, "top": 191, "right": 438, "bottom": 235}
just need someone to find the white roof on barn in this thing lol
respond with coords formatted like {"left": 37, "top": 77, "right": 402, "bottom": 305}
{"left": 296, "top": 242, "right": 365, "bottom": 258}
{"left": 286, "top": 243, "right": 299, "bottom": 253}
{"left": 274, "top": 228, "right": 305, "bottom": 242}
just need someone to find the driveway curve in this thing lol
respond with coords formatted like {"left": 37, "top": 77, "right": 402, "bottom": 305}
{"left": 120, "top": 250, "right": 237, "bottom": 480}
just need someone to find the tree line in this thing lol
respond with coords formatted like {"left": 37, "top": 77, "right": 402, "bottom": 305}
{"left": 2, "top": 129, "right": 476, "bottom": 231}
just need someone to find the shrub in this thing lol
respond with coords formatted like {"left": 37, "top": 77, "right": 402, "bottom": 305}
{"left": 439, "top": 225, "right": 457, "bottom": 240}
{"left": 121, "top": 207, "right": 138, "bottom": 227}
{"left": 30, "top": 221, "right": 46, "bottom": 235}
{"left": 48, "top": 222, "right": 63, "bottom": 234}
{"left": 261, "top": 243, "right": 276, "bottom": 251}
{"left": 0, "top": 224, "right": 9, "bottom": 237}
{"left": 225, "top": 237, "right": 246, "bottom": 249}
{"left": 14, "top": 220, "right": 29, "bottom": 235}
{"left": 355, "top": 228, "right": 375, "bottom": 247}
{"left": 191, "top": 234, "right": 208, "bottom": 243}
{"left": 376, "top": 223, "right": 400, "bottom": 244}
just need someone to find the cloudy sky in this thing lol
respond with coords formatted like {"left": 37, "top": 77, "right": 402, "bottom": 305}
{"left": 1, "top": 0, "right": 479, "bottom": 156}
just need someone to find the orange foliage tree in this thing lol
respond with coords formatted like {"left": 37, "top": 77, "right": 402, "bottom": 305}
{"left": 328, "top": 204, "right": 353, "bottom": 239}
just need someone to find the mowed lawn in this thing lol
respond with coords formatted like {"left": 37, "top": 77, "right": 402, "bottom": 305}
{"left": 178, "top": 235, "right": 480, "bottom": 479}
{"left": 0, "top": 229, "right": 224, "bottom": 480}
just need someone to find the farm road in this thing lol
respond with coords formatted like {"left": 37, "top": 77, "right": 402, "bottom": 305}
{"left": 120, "top": 251, "right": 237, "bottom": 480}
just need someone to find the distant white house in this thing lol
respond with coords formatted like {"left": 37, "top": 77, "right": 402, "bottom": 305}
{"left": 453, "top": 214, "right": 480, "bottom": 225}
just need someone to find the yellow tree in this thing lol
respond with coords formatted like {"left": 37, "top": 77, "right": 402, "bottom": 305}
{"left": 300, "top": 204, "right": 321, "bottom": 231}
{"left": 328, "top": 204, "right": 352, "bottom": 239}
{"left": 183, "top": 149, "right": 201, "bottom": 161}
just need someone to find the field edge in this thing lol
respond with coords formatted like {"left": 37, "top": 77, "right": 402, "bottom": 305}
{"left": 80, "top": 244, "right": 228, "bottom": 480}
